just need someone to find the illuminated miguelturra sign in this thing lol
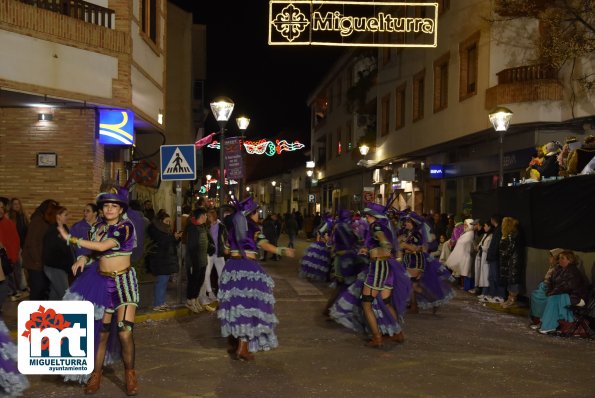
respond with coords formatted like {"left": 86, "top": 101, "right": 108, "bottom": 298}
{"left": 269, "top": 1, "right": 438, "bottom": 47}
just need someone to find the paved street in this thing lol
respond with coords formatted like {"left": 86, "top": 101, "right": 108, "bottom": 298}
{"left": 23, "top": 237, "right": 595, "bottom": 397}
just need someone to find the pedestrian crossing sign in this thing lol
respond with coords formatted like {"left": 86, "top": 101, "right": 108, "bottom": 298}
{"left": 160, "top": 145, "right": 196, "bottom": 181}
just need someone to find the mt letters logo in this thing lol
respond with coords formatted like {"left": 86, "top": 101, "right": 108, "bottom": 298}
{"left": 18, "top": 301, "right": 94, "bottom": 375}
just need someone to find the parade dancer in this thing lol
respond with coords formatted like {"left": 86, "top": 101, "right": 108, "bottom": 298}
{"left": 400, "top": 212, "right": 454, "bottom": 314}
{"left": 0, "top": 316, "right": 29, "bottom": 397}
{"left": 323, "top": 209, "right": 367, "bottom": 316}
{"left": 217, "top": 197, "right": 295, "bottom": 361}
{"left": 358, "top": 202, "right": 409, "bottom": 347}
{"left": 58, "top": 187, "right": 139, "bottom": 395}
{"left": 299, "top": 215, "right": 332, "bottom": 282}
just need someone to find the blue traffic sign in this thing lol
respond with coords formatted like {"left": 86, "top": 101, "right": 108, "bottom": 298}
{"left": 160, "top": 145, "right": 196, "bottom": 181}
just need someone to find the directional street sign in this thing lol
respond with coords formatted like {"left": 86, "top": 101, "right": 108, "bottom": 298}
{"left": 160, "top": 145, "right": 196, "bottom": 181}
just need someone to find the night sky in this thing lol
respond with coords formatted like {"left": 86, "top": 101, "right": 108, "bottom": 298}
{"left": 172, "top": 1, "right": 344, "bottom": 177}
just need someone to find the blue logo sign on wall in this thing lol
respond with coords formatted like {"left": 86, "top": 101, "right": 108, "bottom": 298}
{"left": 98, "top": 110, "right": 134, "bottom": 146}
{"left": 429, "top": 164, "right": 444, "bottom": 178}
{"left": 160, "top": 145, "right": 196, "bottom": 181}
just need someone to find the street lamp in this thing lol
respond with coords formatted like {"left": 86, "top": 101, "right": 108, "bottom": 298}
{"left": 488, "top": 106, "right": 513, "bottom": 187}
{"left": 306, "top": 160, "right": 315, "bottom": 177}
{"left": 236, "top": 115, "right": 250, "bottom": 197}
{"left": 210, "top": 96, "right": 235, "bottom": 218}
{"left": 359, "top": 143, "right": 370, "bottom": 156}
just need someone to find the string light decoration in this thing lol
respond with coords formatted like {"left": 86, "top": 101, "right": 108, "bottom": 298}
{"left": 198, "top": 178, "right": 238, "bottom": 195}
{"left": 207, "top": 139, "right": 305, "bottom": 156}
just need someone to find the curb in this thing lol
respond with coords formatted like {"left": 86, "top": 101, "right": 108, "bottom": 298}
{"left": 9, "top": 305, "right": 195, "bottom": 340}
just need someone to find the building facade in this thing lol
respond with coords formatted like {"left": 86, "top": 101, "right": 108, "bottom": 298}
{"left": 308, "top": 0, "right": 594, "bottom": 215}
{"left": 0, "top": 0, "right": 168, "bottom": 211}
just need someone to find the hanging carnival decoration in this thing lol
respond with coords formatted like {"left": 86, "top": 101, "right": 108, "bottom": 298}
{"left": 206, "top": 138, "right": 305, "bottom": 156}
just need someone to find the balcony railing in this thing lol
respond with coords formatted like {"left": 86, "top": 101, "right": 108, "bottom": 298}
{"left": 496, "top": 64, "right": 558, "bottom": 84}
{"left": 17, "top": 0, "right": 114, "bottom": 28}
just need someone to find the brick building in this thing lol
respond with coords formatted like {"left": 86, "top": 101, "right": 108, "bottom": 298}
{"left": 0, "top": 0, "right": 168, "bottom": 212}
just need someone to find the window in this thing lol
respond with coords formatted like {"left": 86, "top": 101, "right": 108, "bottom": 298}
{"left": 336, "top": 128, "right": 342, "bottom": 156}
{"left": 395, "top": 83, "right": 406, "bottom": 130}
{"left": 381, "top": 33, "right": 392, "bottom": 66}
{"left": 459, "top": 32, "right": 480, "bottom": 101}
{"left": 438, "top": 0, "right": 450, "bottom": 15}
{"left": 193, "top": 80, "right": 204, "bottom": 101}
{"left": 141, "top": 0, "right": 158, "bottom": 44}
{"left": 346, "top": 121, "right": 353, "bottom": 151}
{"left": 413, "top": 69, "right": 425, "bottom": 122}
{"left": 433, "top": 52, "right": 450, "bottom": 113}
{"left": 380, "top": 94, "right": 390, "bottom": 136}
{"left": 327, "top": 134, "right": 333, "bottom": 161}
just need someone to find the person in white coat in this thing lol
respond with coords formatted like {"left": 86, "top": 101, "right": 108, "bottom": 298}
{"left": 445, "top": 219, "right": 476, "bottom": 289}
{"left": 474, "top": 222, "right": 493, "bottom": 300}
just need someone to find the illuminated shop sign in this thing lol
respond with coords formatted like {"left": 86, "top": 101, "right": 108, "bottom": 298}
{"left": 98, "top": 110, "right": 134, "bottom": 146}
{"left": 429, "top": 164, "right": 443, "bottom": 178}
{"left": 269, "top": 1, "right": 438, "bottom": 47}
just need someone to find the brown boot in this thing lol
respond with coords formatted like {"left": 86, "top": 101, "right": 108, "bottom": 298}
{"left": 366, "top": 333, "right": 383, "bottom": 348}
{"left": 84, "top": 371, "right": 102, "bottom": 394}
{"left": 235, "top": 340, "right": 255, "bottom": 361}
{"left": 125, "top": 369, "right": 138, "bottom": 396}
{"left": 227, "top": 336, "right": 239, "bottom": 354}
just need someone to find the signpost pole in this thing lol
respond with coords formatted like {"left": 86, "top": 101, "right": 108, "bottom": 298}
{"left": 160, "top": 144, "right": 197, "bottom": 305}
{"left": 175, "top": 180, "right": 182, "bottom": 304}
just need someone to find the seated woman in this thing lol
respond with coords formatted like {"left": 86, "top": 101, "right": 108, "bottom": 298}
{"left": 529, "top": 248, "right": 563, "bottom": 328}
{"left": 534, "top": 250, "right": 589, "bottom": 334}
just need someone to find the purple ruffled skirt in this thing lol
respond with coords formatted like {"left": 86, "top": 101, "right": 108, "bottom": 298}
{"left": 217, "top": 258, "right": 278, "bottom": 353}
{"left": 415, "top": 257, "right": 455, "bottom": 310}
{"left": 329, "top": 259, "right": 411, "bottom": 337}
{"left": 62, "top": 262, "right": 122, "bottom": 383}
{"left": 299, "top": 241, "right": 331, "bottom": 281}
{"left": 0, "top": 318, "right": 29, "bottom": 397}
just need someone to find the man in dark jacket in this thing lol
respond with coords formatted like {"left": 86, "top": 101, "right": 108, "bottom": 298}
{"left": 262, "top": 214, "right": 279, "bottom": 261}
{"left": 484, "top": 214, "right": 505, "bottom": 303}
{"left": 184, "top": 207, "right": 214, "bottom": 312}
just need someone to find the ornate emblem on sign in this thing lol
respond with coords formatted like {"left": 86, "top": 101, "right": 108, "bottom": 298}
{"left": 272, "top": 4, "right": 310, "bottom": 42}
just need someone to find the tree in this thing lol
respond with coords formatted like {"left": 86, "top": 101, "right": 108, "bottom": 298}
{"left": 494, "top": 0, "right": 594, "bottom": 93}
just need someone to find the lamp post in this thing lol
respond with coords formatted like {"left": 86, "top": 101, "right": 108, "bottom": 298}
{"left": 210, "top": 96, "right": 235, "bottom": 218}
{"left": 488, "top": 106, "right": 513, "bottom": 187}
{"left": 236, "top": 115, "right": 250, "bottom": 198}
{"left": 271, "top": 180, "right": 277, "bottom": 214}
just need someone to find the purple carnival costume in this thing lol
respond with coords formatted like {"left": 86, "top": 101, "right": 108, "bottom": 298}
{"left": 63, "top": 188, "right": 139, "bottom": 392}
{"left": 0, "top": 318, "right": 29, "bottom": 397}
{"left": 299, "top": 217, "right": 332, "bottom": 281}
{"left": 217, "top": 197, "right": 279, "bottom": 357}
{"left": 402, "top": 212, "right": 454, "bottom": 311}
{"left": 331, "top": 210, "right": 367, "bottom": 285}
{"left": 331, "top": 201, "right": 411, "bottom": 345}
